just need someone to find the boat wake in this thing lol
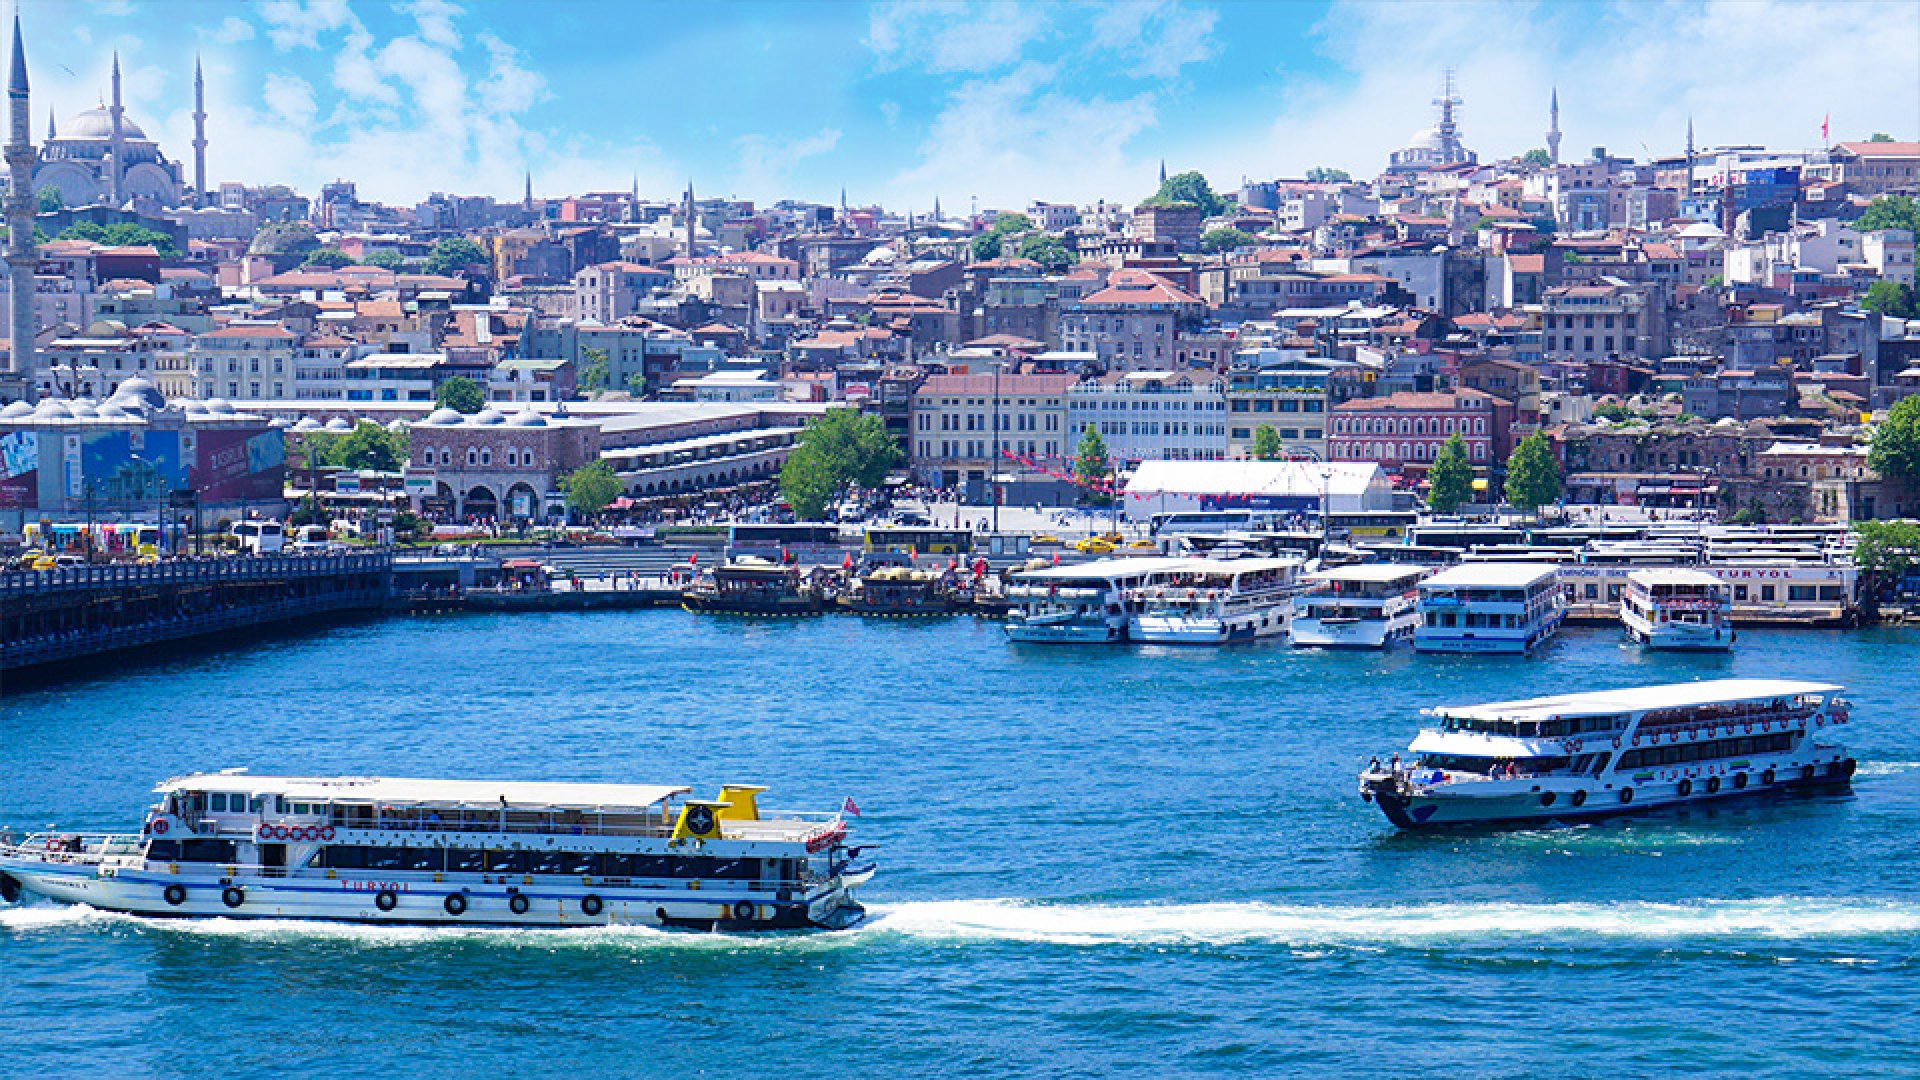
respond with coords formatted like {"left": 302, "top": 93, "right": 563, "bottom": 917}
{"left": 6, "top": 896, "right": 1919, "bottom": 950}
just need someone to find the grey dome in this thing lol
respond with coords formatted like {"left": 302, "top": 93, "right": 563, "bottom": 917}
{"left": 205, "top": 397, "right": 235, "bottom": 414}
{"left": 324, "top": 416, "right": 354, "bottom": 432}
{"left": 423, "top": 407, "right": 463, "bottom": 425}
{"left": 471, "top": 408, "right": 506, "bottom": 426}
{"left": 290, "top": 417, "right": 322, "bottom": 432}
{"left": 61, "top": 105, "right": 150, "bottom": 141}
{"left": 34, "top": 399, "right": 73, "bottom": 418}
{"left": 0, "top": 400, "right": 32, "bottom": 418}
{"left": 507, "top": 408, "right": 547, "bottom": 427}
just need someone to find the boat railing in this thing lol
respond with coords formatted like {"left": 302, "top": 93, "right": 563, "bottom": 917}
{"left": 1, "top": 831, "right": 147, "bottom": 861}
{"left": 1633, "top": 706, "right": 1816, "bottom": 738}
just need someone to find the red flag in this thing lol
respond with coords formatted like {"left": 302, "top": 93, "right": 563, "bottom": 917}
{"left": 1820, "top": 113, "right": 1829, "bottom": 142}
{"left": 841, "top": 796, "right": 862, "bottom": 817}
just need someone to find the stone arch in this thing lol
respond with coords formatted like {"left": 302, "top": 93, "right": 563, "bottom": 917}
{"left": 463, "top": 485, "right": 497, "bottom": 518}
{"left": 505, "top": 481, "right": 539, "bottom": 519}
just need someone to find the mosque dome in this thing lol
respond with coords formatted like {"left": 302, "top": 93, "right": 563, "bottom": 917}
{"left": 60, "top": 105, "right": 150, "bottom": 142}
{"left": 249, "top": 221, "right": 320, "bottom": 258}
{"left": 471, "top": 408, "right": 506, "bottom": 426}
{"left": 323, "top": 416, "right": 354, "bottom": 432}
{"left": 507, "top": 408, "right": 547, "bottom": 427}
{"left": 0, "top": 401, "right": 33, "bottom": 419}
{"left": 107, "top": 375, "right": 166, "bottom": 411}
{"left": 290, "top": 417, "right": 321, "bottom": 432}
{"left": 422, "top": 408, "right": 463, "bottom": 426}
{"left": 1405, "top": 127, "right": 1445, "bottom": 153}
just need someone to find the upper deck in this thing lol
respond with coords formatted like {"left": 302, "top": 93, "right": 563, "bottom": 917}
{"left": 1437, "top": 679, "right": 1842, "bottom": 726}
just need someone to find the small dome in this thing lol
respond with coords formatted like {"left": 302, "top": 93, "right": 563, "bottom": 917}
{"left": 507, "top": 408, "right": 547, "bottom": 427}
{"left": 267, "top": 416, "right": 290, "bottom": 428}
{"left": 69, "top": 401, "right": 99, "bottom": 417}
{"left": 1405, "top": 127, "right": 1444, "bottom": 152}
{"left": 205, "top": 397, "right": 234, "bottom": 414}
{"left": 324, "top": 416, "right": 354, "bottom": 432}
{"left": 291, "top": 417, "right": 321, "bottom": 432}
{"left": 96, "top": 403, "right": 132, "bottom": 419}
{"left": 60, "top": 105, "right": 150, "bottom": 141}
{"left": 34, "top": 399, "right": 73, "bottom": 418}
{"left": 471, "top": 408, "right": 506, "bottom": 426}
{"left": 1, "top": 400, "right": 34, "bottom": 418}
{"left": 423, "top": 407, "right": 463, "bottom": 425}
{"left": 107, "top": 376, "right": 166, "bottom": 411}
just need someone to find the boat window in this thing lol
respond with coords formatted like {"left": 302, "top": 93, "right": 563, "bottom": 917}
{"left": 403, "top": 848, "right": 442, "bottom": 872}
{"left": 276, "top": 796, "right": 288, "bottom": 813}
{"left": 365, "top": 848, "right": 404, "bottom": 871}
{"left": 209, "top": 793, "right": 227, "bottom": 812}
{"left": 565, "top": 852, "right": 599, "bottom": 876}
{"left": 486, "top": 850, "right": 527, "bottom": 874}
{"left": 319, "top": 846, "right": 366, "bottom": 869}
{"left": 178, "top": 838, "right": 238, "bottom": 863}
{"left": 528, "top": 851, "right": 569, "bottom": 875}
{"left": 447, "top": 849, "right": 486, "bottom": 873}
{"left": 147, "top": 838, "right": 180, "bottom": 860}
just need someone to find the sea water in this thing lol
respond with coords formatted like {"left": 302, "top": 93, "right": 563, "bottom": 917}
{"left": 3, "top": 613, "right": 1918, "bottom": 1077}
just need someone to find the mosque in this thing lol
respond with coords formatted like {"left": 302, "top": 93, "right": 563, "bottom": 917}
{"left": 1386, "top": 70, "right": 1477, "bottom": 175}
{"left": 29, "top": 52, "right": 205, "bottom": 210}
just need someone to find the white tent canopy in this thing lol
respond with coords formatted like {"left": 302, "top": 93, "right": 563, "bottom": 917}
{"left": 1120, "top": 460, "right": 1393, "bottom": 521}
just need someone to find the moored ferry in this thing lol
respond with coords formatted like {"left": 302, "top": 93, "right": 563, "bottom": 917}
{"left": 1621, "top": 568, "right": 1734, "bottom": 650}
{"left": 1413, "top": 562, "right": 1565, "bottom": 654}
{"left": 1003, "top": 557, "right": 1189, "bottom": 643}
{"left": 1290, "top": 564, "right": 1428, "bottom": 649}
{"left": 683, "top": 557, "right": 827, "bottom": 615}
{"left": 0, "top": 774, "right": 873, "bottom": 930}
{"left": 1127, "top": 557, "right": 1304, "bottom": 645}
{"left": 838, "top": 567, "right": 952, "bottom": 616}
{"left": 1358, "top": 679, "right": 1856, "bottom": 828}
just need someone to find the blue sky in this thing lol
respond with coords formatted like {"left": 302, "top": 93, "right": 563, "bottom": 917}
{"left": 23, "top": 0, "right": 1920, "bottom": 211}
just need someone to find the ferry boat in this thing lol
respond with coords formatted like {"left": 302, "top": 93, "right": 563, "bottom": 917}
{"left": 838, "top": 567, "right": 952, "bottom": 616}
{"left": 1290, "top": 564, "right": 1428, "bottom": 648}
{"left": 1358, "top": 679, "right": 1857, "bottom": 828}
{"left": 1413, "top": 562, "right": 1566, "bottom": 654}
{"left": 1127, "top": 557, "right": 1303, "bottom": 645}
{"left": 1003, "top": 557, "right": 1188, "bottom": 643}
{"left": 0, "top": 774, "right": 873, "bottom": 930}
{"left": 682, "top": 557, "right": 827, "bottom": 615}
{"left": 1621, "top": 568, "right": 1734, "bottom": 650}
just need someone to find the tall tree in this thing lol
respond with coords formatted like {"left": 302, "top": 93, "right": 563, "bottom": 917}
{"left": 1520, "top": 148, "right": 1553, "bottom": 167}
{"left": 1854, "top": 195, "right": 1920, "bottom": 236}
{"left": 35, "top": 186, "right": 61, "bottom": 213}
{"left": 320, "top": 422, "right": 406, "bottom": 472}
{"left": 778, "top": 409, "right": 902, "bottom": 519}
{"left": 971, "top": 212, "right": 1035, "bottom": 263}
{"left": 1862, "top": 281, "right": 1917, "bottom": 319}
{"left": 1852, "top": 519, "right": 1920, "bottom": 618}
{"left": 1304, "top": 166, "right": 1352, "bottom": 184}
{"left": 301, "top": 248, "right": 356, "bottom": 268}
{"left": 1016, "top": 232, "right": 1073, "bottom": 273}
{"left": 563, "top": 461, "right": 623, "bottom": 520}
{"left": 1426, "top": 433, "right": 1474, "bottom": 513}
{"left": 433, "top": 375, "right": 486, "bottom": 414}
{"left": 1201, "top": 227, "right": 1255, "bottom": 254}
{"left": 576, "top": 346, "right": 611, "bottom": 396}
{"left": 361, "top": 249, "right": 405, "bottom": 270}
{"left": 425, "top": 236, "right": 487, "bottom": 277}
{"left": 1868, "top": 394, "right": 1920, "bottom": 480}
{"left": 1144, "top": 170, "right": 1229, "bottom": 216}
{"left": 1503, "top": 432, "right": 1562, "bottom": 514}
{"left": 1250, "top": 424, "right": 1284, "bottom": 461}
{"left": 1073, "top": 423, "right": 1112, "bottom": 503}
{"left": 58, "top": 221, "right": 180, "bottom": 258}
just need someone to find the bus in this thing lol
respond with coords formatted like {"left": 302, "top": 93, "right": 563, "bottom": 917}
{"left": 864, "top": 526, "right": 972, "bottom": 556}
{"left": 1148, "top": 510, "right": 1287, "bottom": 537}
{"left": 725, "top": 522, "right": 844, "bottom": 561}
{"left": 232, "top": 520, "right": 286, "bottom": 554}
{"left": 1328, "top": 511, "right": 1418, "bottom": 540}
{"left": 24, "top": 522, "right": 159, "bottom": 557}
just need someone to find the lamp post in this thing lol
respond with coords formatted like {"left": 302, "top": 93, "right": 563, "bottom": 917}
{"left": 990, "top": 360, "right": 1002, "bottom": 535}
{"left": 128, "top": 453, "right": 163, "bottom": 556}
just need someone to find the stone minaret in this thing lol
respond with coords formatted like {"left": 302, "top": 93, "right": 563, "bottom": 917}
{"left": 5, "top": 13, "right": 34, "bottom": 387}
{"left": 192, "top": 55, "right": 207, "bottom": 207}
{"left": 682, "top": 181, "right": 694, "bottom": 258}
{"left": 1547, "top": 87, "right": 1561, "bottom": 165}
{"left": 1685, "top": 117, "right": 1695, "bottom": 196}
{"left": 108, "top": 51, "right": 124, "bottom": 205}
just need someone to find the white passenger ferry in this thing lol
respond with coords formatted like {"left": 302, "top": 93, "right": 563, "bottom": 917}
{"left": 1621, "top": 569, "right": 1734, "bottom": 650}
{"left": 1358, "top": 679, "right": 1857, "bottom": 828}
{"left": 0, "top": 774, "right": 874, "bottom": 930}
{"left": 1412, "top": 562, "right": 1566, "bottom": 654}
{"left": 1003, "top": 557, "right": 1189, "bottom": 643}
{"left": 1128, "top": 557, "right": 1304, "bottom": 645}
{"left": 1290, "top": 564, "right": 1428, "bottom": 649}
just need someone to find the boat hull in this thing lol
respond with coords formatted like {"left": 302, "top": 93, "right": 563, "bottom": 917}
{"left": 1004, "top": 621, "right": 1124, "bottom": 644}
{"left": 1624, "top": 617, "right": 1735, "bottom": 651}
{"left": 1290, "top": 615, "right": 1415, "bottom": 649}
{"left": 1413, "top": 612, "right": 1565, "bottom": 654}
{"left": 1129, "top": 612, "right": 1286, "bottom": 645}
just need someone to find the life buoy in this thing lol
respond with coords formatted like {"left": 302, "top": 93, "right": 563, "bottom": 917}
{"left": 443, "top": 893, "right": 468, "bottom": 916}
{"left": 1619, "top": 787, "right": 1634, "bottom": 804}
{"left": 1539, "top": 791, "right": 1557, "bottom": 807}
{"left": 1570, "top": 739, "right": 1583, "bottom": 752}
{"left": 1761, "top": 769, "right": 1775, "bottom": 786}
{"left": 1677, "top": 778, "right": 1693, "bottom": 797}
{"left": 262, "top": 825, "right": 281, "bottom": 841}
{"left": 1706, "top": 776, "right": 1722, "bottom": 794}
{"left": 1631, "top": 736, "right": 1641, "bottom": 747}
{"left": 151, "top": 819, "right": 169, "bottom": 835}
{"left": 222, "top": 886, "right": 245, "bottom": 909}
{"left": 579, "top": 894, "right": 604, "bottom": 917}
{"left": 1612, "top": 737, "right": 1622, "bottom": 749}
{"left": 509, "top": 893, "right": 531, "bottom": 915}
{"left": 1743, "top": 723, "right": 1752, "bottom": 734}
{"left": 320, "top": 826, "right": 335, "bottom": 842}
{"left": 375, "top": 890, "right": 399, "bottom": 912}
{"left": 163, "top": 883, "right": 187, "bottom": 906}
{"left": 1733, "top": 772, "right": 1748, "bottom": 790}
{"left": 43, "top": 836, "right": 61, "bottom": 851}
{"left": 1570, "top": 790, "right": 1588, "bottom": 807}
{"left": 737, "top": 903, "right": 759, "bottom": 921}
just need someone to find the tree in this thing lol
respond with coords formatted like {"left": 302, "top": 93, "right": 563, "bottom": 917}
{"left": 1200, "top": 227, "right": 1255, "bottom": 254}
{"left": 331, "top": 422, "right": 406, "bottom": 472}
{"left": 1144, "top": 170, "right": 1229, "bottom": 216}
{"left": 1016, "top": 232, "right": 1073, "bottom": 273}
{"left": 424, "top": 236, "right": 486, "bottom": 277}
{"left": 1862, "top": 281, "right": 1917, "bottom": 319}
{"left": 577, "top": 346, "right": 611, "bottom": 396}
{"left": 1503, "top": 432, "right": 1562, "bottom": 514}
{"left": 562, "top": 460, "right": 623, "bottom": 520}
{"left": 778, "top": 409, "right": 902, "bottom": 519}
{"left": 433, "top": 375, "right": 486, "bottom": 414}
{"left": 57, "top": 221, "right": 180, "bottom": 258}
{"left": 1521, "top": 148, "right": 1553, "bottom": 167}
{"left": 1250, "top": 424, "right": 1284, "bottom": 461}
{"left": 1426, "top": 433, "right": 1474, "bottom": 513}
{"left": 1304, "top": 166, "right": 1352, "bottom": 184}
{"left": 35, "top": 186, "right": 61, "bottom": 213}
{"left": 1073, "top": 423, "right": 1112, "bottom": 503}
{"left": 1854, "top": 195, "right": 1920, "bottom": 236}
{"left": 361, "top": 249, "right": 405, "bottom": 270}
{"left": 1852, "top": 519, "right": 1920, "bottom": 617}
{"left": 970, "top": 212, "right": 1034, "bottom": 263}
{"left": 1869, "top": 132, "right": 1895, "bottom": 142}
{"left": 301, "top": 247, "right": 356, "bottom": 268}
{"left": 1868, "top": 394, "right": 1920, "bottom": 480}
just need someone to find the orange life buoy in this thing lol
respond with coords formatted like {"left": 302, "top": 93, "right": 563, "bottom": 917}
{"left": 151, "top": 818, "right": 169, "bottom": 835}
{"left": 320, "top": 825, "right": 336, "bottom": 841}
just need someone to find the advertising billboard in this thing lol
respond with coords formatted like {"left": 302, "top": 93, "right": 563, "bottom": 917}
{"left": 195, "top": 426, "right": 287, "bottom": 503}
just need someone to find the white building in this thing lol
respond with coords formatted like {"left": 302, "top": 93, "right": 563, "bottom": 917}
{"left": 1120, "top": 459, "right": 1393, "bottom": 522}
{"left": 1066, "top": 371, "right": 1230, "bottom": 464}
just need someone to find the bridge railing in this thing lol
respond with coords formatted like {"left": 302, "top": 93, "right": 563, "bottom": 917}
{"left": 0, "top": 553, "right": 393, "bottom": 597}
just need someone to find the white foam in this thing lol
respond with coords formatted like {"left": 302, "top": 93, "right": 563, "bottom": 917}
{"left": 1854, "top": 761, "right": 1920, "bottom": 778}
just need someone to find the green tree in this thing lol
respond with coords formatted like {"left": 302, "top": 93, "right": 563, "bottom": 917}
{"left": 309, "top": 421, "right": 406, "bottom": 472}
{"left": 1852, "top": 519, "right": 1920, "bottom": 617}
{"left": 1144, "top": 170, "right": 1229, "bottom": 216}
{"left": 1016, "top": 232, "right": 1073, "bottom": 272}
{"left": 1073, "top": 423, "right": 1112, "bottom": 503}
{"left": 562, "top": 460, "right": 623, "bottom": 520}
{"left": 35, "top": 186, "right": 61, "bottom": 213}
{"left": 57, "top": 221, "right": 180, "bottom": 258}
{"left": 1426, "top": 433, "right": 1474, "bottom": 513}
{"left": 1304, "top": 166, "right": 1352, "bottom": 184}
{"left": 301, "top": 247, "right": 356, "bottom": 268}
{"left": 1503, "top": 432, "right": 1562, "bottom": 514}
{"left": 778, "top": 409, "right": 902, "bottom": 519}
{"left": 424, "top": 236, "right": 486, "bottom": 277}
{"left": 970, "top": 212, "right": 1034, "bottom": 262}
{"left": 1854, "top": 195, "right": 1920, "bottom": 236}
{"left": 361, "top": 248, "right": 405, "bottom": 270}
{"left": 577, "top": 346, "right": 611, "bottom": 396}
{"left": 1868, "top": 394, "right": 1920, "bottom": 480}
{"left": 1521, "top": 148, "right": 1553, "bottom": 167}
{"left": 1250, "top": 424, "right": 1284, "bottom": 461}
{"left": 1869, "top": 132, "right": 1895, "bottom": 142}
{"left": 433, "top": 375, "right": 486, "bottom": 414}
{"left": 1862, "top": 280, "right": 1917, "bottom": 319}
{"left": 1200, "top": 226, "right": 1255, "bottom": 254}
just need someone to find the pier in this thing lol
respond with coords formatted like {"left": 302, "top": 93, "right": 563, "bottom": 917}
{"left": 0, "top": 555, "right": 392, "bottom": 674}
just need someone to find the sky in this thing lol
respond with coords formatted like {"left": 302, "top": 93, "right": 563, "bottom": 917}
{"left": 20, "top": 0, "right": 1920, "bottom": 213}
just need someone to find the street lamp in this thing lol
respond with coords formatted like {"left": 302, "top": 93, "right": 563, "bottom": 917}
{"left": 128, "top": 453, "right": 164, "bottom": 556}
{"left": 990, "top": 360, "right": 1002, "bottom": 535}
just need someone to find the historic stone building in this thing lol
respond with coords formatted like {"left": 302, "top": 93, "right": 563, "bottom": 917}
{"left": 31, "top": 52, "right": 205, "bottom": 210}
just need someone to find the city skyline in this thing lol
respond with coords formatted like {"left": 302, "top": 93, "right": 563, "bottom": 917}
{"left": 17, "top": 0, "right": 1920, "bottom": 211}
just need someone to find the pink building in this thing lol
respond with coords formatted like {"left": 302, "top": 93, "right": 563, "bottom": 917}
{"left": 1329, "top": 388, "right": 1503, "bottom": 478}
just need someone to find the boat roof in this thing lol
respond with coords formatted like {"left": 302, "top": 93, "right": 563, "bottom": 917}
{"left": 1308, "top": 564, "right": 1427, "bottom": 584}
{"left": 1627, "top": 568, "right": 1726, "bottom": 586}
{"left": 156, "top": 774, "right": 692, "bottom": 810}
{"left": 1440, "top": 679, "right": 1842, "bottom": 721}
{"left": 1419, "top": 561, "right": 1560, "bottom": 588}
{"left": 1012, "top": 556, "right": 1197, "bottom": 582}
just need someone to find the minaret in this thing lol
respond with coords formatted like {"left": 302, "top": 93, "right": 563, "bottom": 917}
{"left": 108, "top": 51, "right": 124, "bottom": 205}
{"left": 192, "top": 55, "right": 207, "bottom": 207}
{"left": 628, "top": 172, "right": 638, "bottom": 223}
{"left": 1158, "top": 159, "right": 1167, "bottom": 186}
{"left": 521, "top": 170, "right": 531, "bottom": 212}
{"left": 6, "top": 13, "right": 35, "bottom": 387}
{"left": 1685, "top": 117, "right": 1695, "bottom": 196}
{"left": 1546, "top": 86, "right": 1561, "bottom": 165}
{"left": 42, "top": 103, "right": 48, "bottom": 140}
{"left": 682, "top": 181, "right": 694, "bottom": 258}
{"left": 932, "top": 195, "right": 942, "bottom": 221}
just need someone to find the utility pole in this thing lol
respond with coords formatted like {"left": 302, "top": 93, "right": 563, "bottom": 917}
{"left": 990, "top": 361, "right": 1001, "bottom": 535}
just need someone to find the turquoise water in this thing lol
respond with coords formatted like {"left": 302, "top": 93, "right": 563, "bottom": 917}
{"left": 4, "top": 613, "right": 1919, "bottom": 1077}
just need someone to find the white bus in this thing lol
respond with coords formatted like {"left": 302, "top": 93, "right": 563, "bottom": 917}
{"left": 232, "top": 520, "right": 286, "bottom": 554}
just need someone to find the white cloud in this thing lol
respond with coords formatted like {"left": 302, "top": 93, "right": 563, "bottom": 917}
{"left": 1089, "top": 0, "right": 1217, "bottom": 80}
{"left": 209, "top": 17, "right": 255, "bottom": 45}
{"left": 258, "top": 0, "right": 356, "bottom": 51}
{"left": 400, "top": 0, "right": 464, "bottom": 51}
{"left": 262, "top": 72, "right": 317, "bottom": 127}
{"left": 734, "top": 127, "right": 843, "bottom": 196}
{"left": 867, "top": 0, "right": 1049, "bottom": 74}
